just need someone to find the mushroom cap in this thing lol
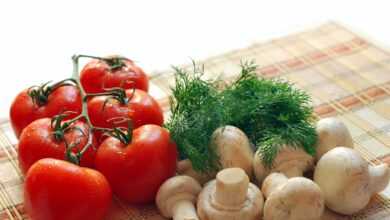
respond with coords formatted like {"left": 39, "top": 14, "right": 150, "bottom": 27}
{"left": 253, "top": 147, "right": 314, "bottom": 184}
{"left": 197, "top": 179, "right": 263, "bottom": 220}
{"left": 263, "top": 176, "right": 324, "bottom": 220}
{"left": 211, "top": 126, "right": 254, "bottom": 177}
{"left": 177, "top": 159, "right": 216, "bottom": 185}
{"left": 314, "top": 147, "right": 371, "bottom": 215}
{"left": 315, "top": 117, "right": 353, "bottom": 160}
{"left": 156, "top": 175, "right": 202, "bottom": 218}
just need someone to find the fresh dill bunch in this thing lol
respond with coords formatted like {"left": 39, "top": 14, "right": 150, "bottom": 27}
{"left": 166, "top": 60, "right": 317, "bottom": 171}
{"left": 222, "top": 61, "right": 317, "bottom": 167}
{"left": 165, "top": 64, "right": 224, "bottom": 172}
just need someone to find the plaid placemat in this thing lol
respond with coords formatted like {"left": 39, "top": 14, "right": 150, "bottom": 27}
{"left": 1, "top": 22, "right": 390, "bottom": 220}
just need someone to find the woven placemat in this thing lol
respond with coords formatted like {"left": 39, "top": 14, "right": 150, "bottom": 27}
{"left": 1, "top": 22, "right": 390, "bottom": 220}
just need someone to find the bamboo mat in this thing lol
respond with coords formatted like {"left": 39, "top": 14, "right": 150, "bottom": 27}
{"left": 1, "top": 22, "right": 390, "bottom": 220}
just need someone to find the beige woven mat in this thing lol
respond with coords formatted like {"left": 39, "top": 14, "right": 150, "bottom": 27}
{"left": 1, "top": 22, "right": 390, "bottom": 219}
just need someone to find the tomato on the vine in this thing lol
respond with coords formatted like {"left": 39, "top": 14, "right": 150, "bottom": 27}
{"left": 10, "top": 83, "right": 82, "bottom": 138}
{"left": 95, "top": 124, "right": 177, "bottom": 204}
{"left": 87, "top": 88, "right": 163, "bottom": 142}
{"left": 18, "top": 117, "right": 97, "bottom": 174}
{"left": 80, "top": 56, "right": 148, "bottom": 93}
{"left": 24, "top": 158, "right": 112, "bottom": 220}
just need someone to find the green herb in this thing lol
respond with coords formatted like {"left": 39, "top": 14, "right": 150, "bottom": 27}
{"left": 222, "top": 61, "right": 317, "bottom": 166}
{"left": 165, "top": 64, "right": 224, "bottom": 172}
{"left": 165, "top": 61, "right": 317, "bottom": 172}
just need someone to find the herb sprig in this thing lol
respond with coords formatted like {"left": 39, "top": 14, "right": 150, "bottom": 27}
{"left": 165, "top": 61, "right": 317, "bottom": 172}
{"left": 222, "top": 61, "right": 317, "bottom": 166}
{"left": 166, "top": 64, "right": 224, "bottom": 172}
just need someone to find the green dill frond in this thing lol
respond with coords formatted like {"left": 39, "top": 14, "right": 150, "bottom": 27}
{"left": 257, "top": 134, "right": 285, "bottom": 166}
{"left": 165, "top": 64, "right": 224, "bottom": 172}
{"left": 236, "top": 60, "right": 258, "bottom": 82}
{"left": 222, "top": 63, "right": 317, "bottom": 167}
{"left": 256, "top": 121, "right": 317, "bottom": 167}
{"left": 166, "top": 60, "right": 317, "bottom": 171}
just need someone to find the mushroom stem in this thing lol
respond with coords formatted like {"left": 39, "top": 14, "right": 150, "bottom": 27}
{"left": 172, "top": 200, "right": 199, "bottom": 220}
{"left": 215, "top": 167, "right": 249, "bottom": 206}
{"left": 197, "top": 168, "right": 264, "bottom": 220}
{"left": 368, "top": 164, "right": 390, "bottom": 194}
{"left": 262, "top": 173, "right": 288, "bottom": 198}
{"left": 156, "top": 175, "right": 202, "bottom": 220}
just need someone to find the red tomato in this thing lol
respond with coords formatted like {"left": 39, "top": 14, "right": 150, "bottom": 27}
{"left": 18, "top": 118, "right": 97, "bottom": 174}
{"left": 24, "top": 158, "right": 112, "bottom": 220}
{"left": 95, "top": 125, "right": 177, "bottom": 204}
{"left": 87, "top": 89, "right": 163, "bottom": 142}
{"left": 80, "top": 57, "right": 148, "bottom": 93}
{"left": 10, "top": 85, "right": 82, "bottom": 138}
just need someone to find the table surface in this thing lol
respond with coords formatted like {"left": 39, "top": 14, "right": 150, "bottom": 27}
{"left": 1, "top": 0, "right": 390, "bottom": 118}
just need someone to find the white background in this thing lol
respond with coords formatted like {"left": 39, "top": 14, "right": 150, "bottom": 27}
{"left": 0, "top": 0, "right": 389, "bottom": 119}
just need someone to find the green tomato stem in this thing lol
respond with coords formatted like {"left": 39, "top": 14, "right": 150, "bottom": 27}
{"left": 84, "top": 88, "right": 129, "bottom": 106}
{"left": 28, "top": 79, "right": 77, "bottom": 107}
{"left": 73, "top": 54, "right": 126, "bottom": 70}
{"left": 65, "top": 55, "right": 132, "bottom": 165}
{"left": 70, "top": 55, "right": 94, "bottom": 163}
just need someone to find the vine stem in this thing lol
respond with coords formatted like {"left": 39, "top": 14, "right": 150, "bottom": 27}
{"left": 70, "top": 55, "right": 96, "bottom": 161}
{"left": 51, "top": 54, "right": 131, "bottom": 164}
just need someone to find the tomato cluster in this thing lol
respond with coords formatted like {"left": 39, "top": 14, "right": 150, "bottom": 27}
{"left": 10, "top": 55, "right": 177, "bottom": 220}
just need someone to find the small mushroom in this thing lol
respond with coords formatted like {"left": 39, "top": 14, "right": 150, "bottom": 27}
{"left": 197, "top": 167, "right": 263, "bottom": 220}
{"left": 315, "top": 117, "right": 353, "bottom": 160}
{"left": 253, "top": 147, "right": 314, "bottom": 184}
{"left": 177, "top": 159, "right": 215, "bottom": 185}
{"left": 156, "top": 175, "right": 202, "bottom": 220}
{"left": 211, "top": 126, "right": 254, "bottom": 178}
{"left": 314, "top": 147, "right": 390, "bottom": 215}
{"left": 177, "top": 126, "right": 254, "bottom": 185}
{"left": 262, "top": 173, "right": 325, "bottom": 220}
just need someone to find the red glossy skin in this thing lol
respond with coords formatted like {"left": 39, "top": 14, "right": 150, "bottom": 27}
{"left": 87, "top": 89, "right": 163, "bottom": 142}
{"left": 10, "top": 85, "right": 82, "bottom": 138}
{"left": 18, "top": 118, "right": 97, "bottom": 174}
{"left": 24, "top": 158, "right": 112, "bottom": 220}
{"left": 80, "top": 58, "right": 148, "bottom": 93}
{"left": 95, "top": 125, "right": 178, "bottom": 204}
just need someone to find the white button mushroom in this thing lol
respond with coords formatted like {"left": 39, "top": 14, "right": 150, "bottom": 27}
{"left": 211, "top": 125, "right": 254, "bottom": 177}
{"left": 253, "top": 147, "right": 314, "bottom": 184}
{"left": 177, "top": 126, "right": 254, "bottom": 185}
{"left": 261, "top": 173, "right": 325, "bottom": 220}
{"left": 315, "top": 117, "right": 353, "bottom": 160}
{"left": 156, "top": 175, "right": 202, "bottom": 220}
{"left": 314, "top": 147, "right": 390, "bottom": 215}
{"left": 197, "top": 167, "right": 264, "bottom": 220}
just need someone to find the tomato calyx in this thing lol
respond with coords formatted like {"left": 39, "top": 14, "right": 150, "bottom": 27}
{"left": 28, "top": 79, "right": 77, "bottom": 106}
{"left": 65, "top": 139, "right": 83, "bottom": 165}
{"left": 73, "top": 54, "right": 126, "bottom": 71}
{"left": 103, "top": 118, "right": 133, "bottom": 145}
{"left": 50, "top": 112, "right": 84, "bottom": 142}
{"left": 104, "top": 57, "right": 126, "bottom": 71}
{"left": 85, "top": 87, "right": 134, "bottom": 109}
{"left": 50, "top": 112, "right": 87, "bottom": 164}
